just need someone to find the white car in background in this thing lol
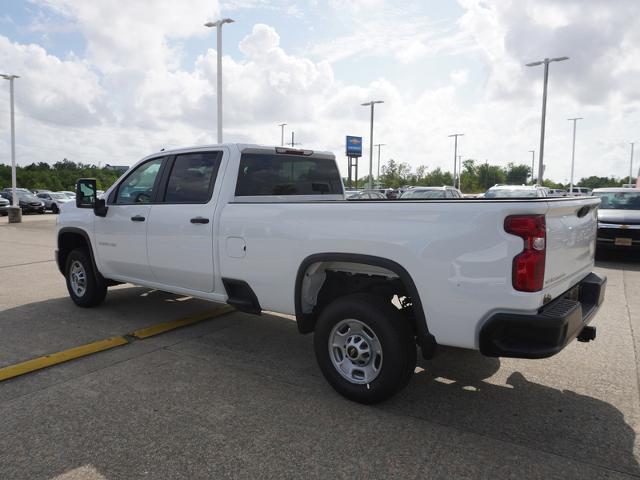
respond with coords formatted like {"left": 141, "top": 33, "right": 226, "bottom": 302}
{"left": 569, "top": 187, "right": 592, "bottom": 196}
{"left": 58, "top": 191, "right": 76, "bottom": 200}
{"left": 548, "top": 189, "right": 568, "bottom": 197}
{"left": 399, "top": 186, "right": 463, "bottom": 199}
{"left": 484, "top": 185, "right": 548, "bottom": 198}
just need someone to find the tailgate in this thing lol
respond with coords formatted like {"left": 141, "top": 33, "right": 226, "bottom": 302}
{"left": 544, "top": 197, "right": 600, "bottom": 293}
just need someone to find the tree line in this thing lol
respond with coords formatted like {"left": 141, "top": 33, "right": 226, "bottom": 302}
{"left": 349, "top": 159, "right": 629, "bottom": 192}
{"left": 0, "top": 158, "right": 630, "bottom": 194}
{"left": 0, "top": 160, "right": 121, "bottom": 191}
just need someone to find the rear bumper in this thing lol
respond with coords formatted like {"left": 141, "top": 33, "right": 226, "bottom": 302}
{"left": 479, "top": 272, "right": 606, "bottom": 359}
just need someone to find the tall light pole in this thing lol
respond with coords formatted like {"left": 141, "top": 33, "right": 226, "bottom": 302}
{"left": 528, "top": 150, "right": 535, "bottom": 184}
{"left": 567, "top": 117, "right": 583, "bottom": 194}
{"left": 361, "top": 100, "right": 384, "bottom": 189}
{"left": 204, "top": 18, "right": 234, "bottom": 144}
{"left": 374, "top": 143, "right": 386, "bottom": 185}
{"left": 1, "top": 74, "right": 19, "bottom": 216}
{"left": 278, "top": 123, "right": 287, "bottom": 146}
{"left": 457, "top": 155, "right": 462, "bottom": 189}
{"left": 526, "top": 56, "right": 569, "bottom": 185}
{"left": 629, "top": 142, "right": 635, "bottom": 185}
{"left": 448, "top": 133, "right": 464, "bottom": 187}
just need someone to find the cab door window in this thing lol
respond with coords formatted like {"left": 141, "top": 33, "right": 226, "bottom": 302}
{"left": 114, "top": 158, "right": 164, "bottom": 204}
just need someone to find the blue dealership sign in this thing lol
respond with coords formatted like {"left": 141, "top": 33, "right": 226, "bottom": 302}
{"left": 346, "top": 136, "right": 363, "bottom": 157}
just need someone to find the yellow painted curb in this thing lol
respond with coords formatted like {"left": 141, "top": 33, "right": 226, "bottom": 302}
{"left": 0, "top": 336, "right": 128, "bottom": 382}
{"left": 129, "top": 304, "right": 235, "bottom": 339}
{"left": 0, "top": 305, "right": 235, "bottom": 383}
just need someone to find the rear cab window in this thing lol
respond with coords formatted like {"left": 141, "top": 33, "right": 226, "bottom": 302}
{"left": 235, "top": 151, "right": 343, "bottom": 200}
{"left": 162, "top": 152, "right": 222, "bottom": 204}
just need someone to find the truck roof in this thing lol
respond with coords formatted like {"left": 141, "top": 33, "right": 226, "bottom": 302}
{"left": 146, "top": 143, "right": 335, "bottom": 159}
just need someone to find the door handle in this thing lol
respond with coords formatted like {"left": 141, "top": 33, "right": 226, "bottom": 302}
{"left": 131, "top": 215, "right": 146, "bottom": 222}
{"left": 190, "top": 217, "right": 210, "bottom": 224}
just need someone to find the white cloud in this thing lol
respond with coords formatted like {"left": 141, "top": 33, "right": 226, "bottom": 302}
{"left": 0, "top": 0, "right": 638, "bottom": 186}
{"left": 37, "top": 0, "right": 219, "bottom": 71}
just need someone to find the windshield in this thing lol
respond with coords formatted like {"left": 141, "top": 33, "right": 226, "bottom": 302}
{"left": 18, "top": 193, "right": 38, "bottom": 200}
{"left": 593, "top": 191, "right": 640, "bottom": 210}
{"left": 51, "top": 193, "right": 68, "bottom": 200}
{"left": 485, "top": 189, "right": 539, "bottom": 198}
{"left": 400, "top": 189, "right": 444, "bottom": 199}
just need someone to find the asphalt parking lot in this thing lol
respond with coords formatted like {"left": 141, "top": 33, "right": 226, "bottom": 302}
{"left": 1, "top": 215, "right": 639, "bottom": 479}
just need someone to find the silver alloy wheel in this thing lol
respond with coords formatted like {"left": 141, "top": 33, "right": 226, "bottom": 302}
{"left": 69, "top": 260, "right": 87, "bottom": 297}
{"left": 328, "top": 318, "right": 383, "bottom": 384}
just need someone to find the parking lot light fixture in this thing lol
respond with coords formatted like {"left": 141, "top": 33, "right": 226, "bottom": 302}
{"left": 374, "top": 143, "right": 386, "bottom": 184}
{"left": 278, "top": 123, "right": 287, "bottom": 146}
{"left": 1, "top": 74, "right": 19, "bottom": 211}
{"left": 630, "top": 142, "right": 635, "bottom": 185}
{"left": 362, "top": 100, "right": 384, "bottom": 189}
{"left": 526, "top": 56, "right": 569, "bottom": 184}
{"left": 204, "top": 18, "right": 234, "bottom": 144}
{"left": 567, "top": 118, "right": 583, "bottom": 194}
{"left": 448, "top": 133, "right": 464, "bottom": 187}
{"left": 528, "top": 150, "right": 535, "bottom": 184}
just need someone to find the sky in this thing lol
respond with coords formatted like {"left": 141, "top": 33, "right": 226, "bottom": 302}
{"left": 0, "top": 0, "right": 639, "bottom": 183}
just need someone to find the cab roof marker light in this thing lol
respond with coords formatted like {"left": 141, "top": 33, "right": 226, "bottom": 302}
{"left": 275, "top": 147, "right": 314, "bottom": 156}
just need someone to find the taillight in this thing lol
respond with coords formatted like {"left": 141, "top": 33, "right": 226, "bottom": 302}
{"left": 504, "top": 215, "right": 546, "bottom": 292}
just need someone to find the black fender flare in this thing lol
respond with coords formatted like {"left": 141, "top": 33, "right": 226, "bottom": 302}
{"left": 57, "top": 227, "right": 102, "bottom": 281}
{"left": 294, "top": 253, "right": 436, "bottom": 358}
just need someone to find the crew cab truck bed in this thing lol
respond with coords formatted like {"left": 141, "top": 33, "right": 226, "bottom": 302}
{"left": 57, "top": 144, "right": 606, "bottom": 404}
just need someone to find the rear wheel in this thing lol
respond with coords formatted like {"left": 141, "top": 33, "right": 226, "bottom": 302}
{"left": 313, "top": 293, "right": 416, "bottom": 404}
{"left": 52, "top": 204, "right": 59, "bottom": 214}
{"left": 65, "top": 248, "right": 107, "bottom": 307}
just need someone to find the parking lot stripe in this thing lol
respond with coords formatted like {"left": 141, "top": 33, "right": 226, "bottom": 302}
{"left": 0, "top": 305, "right": 235, "bottom": 383}
{"left": 129, "top": 305, "right": 235, "bottom": 339}
{"left": 0, "top": 336, "right": 129, "bottom": 382}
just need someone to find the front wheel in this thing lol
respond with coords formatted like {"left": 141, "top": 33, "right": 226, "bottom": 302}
{"left": 52, "top": 204, "right": 59, "bottom": 214}
{"left": 65, "top": 249, "right": 107, "bottom": 307}
{"left": 313, "top": 293, "right": 416, "bottom": 404}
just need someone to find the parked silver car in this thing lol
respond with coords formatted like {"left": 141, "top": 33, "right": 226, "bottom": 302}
{"left": 347, "top": 190, "right": 387, "bottom": 200}
{"left": 36, "top": 192, "right": 73, "bottom": 213}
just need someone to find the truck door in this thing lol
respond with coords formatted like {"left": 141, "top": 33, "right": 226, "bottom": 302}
{"left": 94, "top": 156, "right": 166, "bottom": 282}
{"left": 146, "top": 150, "right": 223, "bottom": 293}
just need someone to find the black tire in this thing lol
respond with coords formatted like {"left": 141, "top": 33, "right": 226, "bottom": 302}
{"left": 64, "top": 248, "right": 107, "bottom": 307}
{"left": 52, "top": 204, "right": 59, "bottom": 214}
{"left": 314, "top": 293, "right": 416, "bottom": 404}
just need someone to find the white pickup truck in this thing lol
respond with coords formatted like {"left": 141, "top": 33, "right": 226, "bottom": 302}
{"left": 57, "top": 144, "right": 606, "bottom": 403}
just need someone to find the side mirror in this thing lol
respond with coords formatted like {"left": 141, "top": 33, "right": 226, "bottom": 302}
{"left": 76, "top": 178, "right": 97, "bottom": 209}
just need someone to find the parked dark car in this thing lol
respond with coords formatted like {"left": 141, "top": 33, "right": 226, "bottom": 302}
{"left": 592, "top": 188, "right": 640, "bottom": 250}
{"left": 0, "top": 192, "right": 45, "bottom": 214}
{"left": 0, "top": 196, "right": 8, "bottom": 216}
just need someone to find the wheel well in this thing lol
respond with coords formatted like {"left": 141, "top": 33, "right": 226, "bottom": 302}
{"left": 294, "top": 254, "right": 437, "bottom": 359}
{"left": 58, "top": 231, "right": 90, "bottom": 273}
